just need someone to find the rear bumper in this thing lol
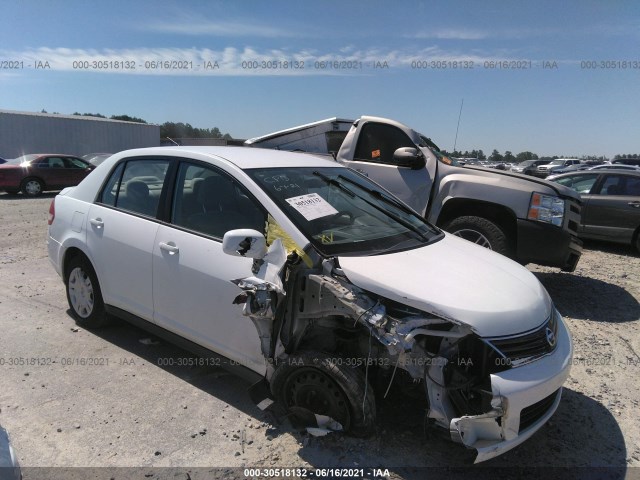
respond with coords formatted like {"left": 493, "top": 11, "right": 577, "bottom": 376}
{"left": 516, "top": 219, "right": 582, "bottom": 271}
{"left": 450, "top": 312, "right": 573, "bottom": 463}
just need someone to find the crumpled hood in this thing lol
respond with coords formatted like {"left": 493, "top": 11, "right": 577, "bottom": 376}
{"left": 338, "top": 234, "right": 551, "bottom": 338}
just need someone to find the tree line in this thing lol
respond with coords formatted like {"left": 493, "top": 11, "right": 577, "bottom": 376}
{"left": 60, "top": 111, "right": 233, "bottom": 140}
{"left": 440, "top": 148, "right": 630, "bottom": 163}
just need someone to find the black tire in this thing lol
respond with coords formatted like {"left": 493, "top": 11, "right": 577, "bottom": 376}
{"left": 65, "top": 255, "right": 109, "bottom": 328}
{"left": 442, "top": 215, "right": 510, "bottom": 256}
{"left": 270, "top": 351, "right": 376, "bottom": 436}
{"left": 21, "top": 177, "right": 44, "bottom": 197}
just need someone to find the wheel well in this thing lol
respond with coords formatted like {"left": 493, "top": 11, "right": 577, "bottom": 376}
{"left": 63, "top": 247, "right": 87, "bottom": 278}
{"left": 22, "top": 176, "right": 44, "bottom": 186}
{"left": 436, "top": 199, "right": 517, "bottom": 245}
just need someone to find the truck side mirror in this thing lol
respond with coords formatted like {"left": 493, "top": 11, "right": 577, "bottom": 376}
{"left": 222, "top": 229, "right": 267, "bottom": 259}
{"left": 393, "top": 147, "right": 426, "bottom": 170}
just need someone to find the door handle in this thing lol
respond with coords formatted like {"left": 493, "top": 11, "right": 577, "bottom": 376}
{"left": 89, "top": 218, "right": 104, "bottom": 229}
{"left": 159, "top": 241, "right": 179, "bottom": 254}
{"left": 629, "top": 201, "right": 640, "bottom": 208}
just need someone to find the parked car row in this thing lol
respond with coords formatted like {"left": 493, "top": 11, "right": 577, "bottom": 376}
{"left": 510, "top": 158, "right": 640, "bottom": 178}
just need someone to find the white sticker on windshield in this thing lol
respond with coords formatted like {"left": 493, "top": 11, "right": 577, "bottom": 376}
{"left": 285, "top": 193, "right": 339, "bottom": 221}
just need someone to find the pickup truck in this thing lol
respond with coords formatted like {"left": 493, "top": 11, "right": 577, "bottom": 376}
{"left": 245, "top": 116, "right": 583, "bottom": 271}
{"left": 533, "top": 158, "right": 583, "bottom": 178}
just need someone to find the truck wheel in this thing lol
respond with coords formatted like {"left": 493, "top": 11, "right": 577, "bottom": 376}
{"left": 65, "top": 255, "right": 109, "bottom": 328}
{"left": 443, "top": 216, "right": 510, "bottom": 256}
{"left": 270, "top": 351, "right": 376, "bottom": 436}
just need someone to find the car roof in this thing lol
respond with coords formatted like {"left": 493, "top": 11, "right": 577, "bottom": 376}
{"left": 111, "top": 146, "right": 340, "bottom": 170}
{"left": 550, "top": 169, "right": 640, "bottom": 178}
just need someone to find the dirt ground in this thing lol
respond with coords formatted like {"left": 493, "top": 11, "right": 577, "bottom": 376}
{"left": 1, "top": 192, "right": 639, "bottom": 479}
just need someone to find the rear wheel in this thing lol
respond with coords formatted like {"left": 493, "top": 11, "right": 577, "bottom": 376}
{"left": 270, "top": 351, "right": 376, "bottom": 436}
{"left": 443, "top": 215, "right": 510, "bottom": 256}
{"left": 21, "top": 178, "right": 43, "bottom": 197}
{"left": 65, "top": 255, "right": 109, "bottom": 328}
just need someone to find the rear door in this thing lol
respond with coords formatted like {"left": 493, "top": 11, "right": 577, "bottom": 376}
{"left": 581, "top": 173, "right": 640, "bottom": 243}
{"left": 33, "top": 156, "right": 67, "bottom": 188}
{"left": 62, "top": 156, "right": 93, "bottom": 186}
{"left": 86, "top": 158, "right": 170, "bottom": 321}
{"left": 151, "top": 161, "right": 268, "bottom": 373}
{"left": 340, "top": 121, "right": 431, "bottom": 214}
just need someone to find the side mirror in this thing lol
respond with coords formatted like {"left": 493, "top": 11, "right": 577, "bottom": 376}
{"left": 393, "top": 147, "right": 426, "bottom": 170}
{"left": 222, "top": 229, "right": 267, "bottom": 259}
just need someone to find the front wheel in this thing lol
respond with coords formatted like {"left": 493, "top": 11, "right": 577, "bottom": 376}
{"left": 21, "top": 178, "right": 43, "bottom": 197}
{"left": 442, "top": 216, "right": 510, "bottom": 256}
{"left": 270, "top": 351, "right": 376, "bottom": 436}
{"left": 65, "top": 256, "right": 109, "bottom": 328}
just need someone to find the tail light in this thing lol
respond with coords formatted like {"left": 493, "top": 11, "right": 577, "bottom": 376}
{"left": 48, "top": 198, "right": 55, "bottom": 225}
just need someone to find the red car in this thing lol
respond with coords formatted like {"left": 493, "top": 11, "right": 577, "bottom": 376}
{"left": 0, "top": 154, "right": 94, "bottom": 196}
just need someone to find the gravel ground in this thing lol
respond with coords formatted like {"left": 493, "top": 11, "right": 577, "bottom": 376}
{"left": 0, "top": 192, "right": 639, "bottom": 479}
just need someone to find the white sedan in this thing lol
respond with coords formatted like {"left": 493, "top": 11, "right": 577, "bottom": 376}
{"left": 47, "top": 146, "right": 572, "bottom": 463}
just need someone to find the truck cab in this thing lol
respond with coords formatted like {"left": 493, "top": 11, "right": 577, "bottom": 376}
{"left": 246, "top": 116, "right": 583, "bottom": 271}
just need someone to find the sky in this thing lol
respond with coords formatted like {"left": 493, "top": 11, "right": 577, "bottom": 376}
{"left": 0, "top": 0, "right": 638, "bottom": 158}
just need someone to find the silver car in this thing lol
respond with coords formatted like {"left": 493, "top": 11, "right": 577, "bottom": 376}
{"left": 546, "top": 170, "right": 640, "bottom": 251}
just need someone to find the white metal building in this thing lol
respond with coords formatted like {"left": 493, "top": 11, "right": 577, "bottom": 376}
{"left": 0, "top": 110, "right": 160, "bottom": 159}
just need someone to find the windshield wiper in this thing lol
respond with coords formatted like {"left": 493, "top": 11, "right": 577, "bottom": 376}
{"left": 313, "top": 171, "right": 356, "bottom": 197}
{"left": 312, "top": 171, "right": 432, "bottom": 241}
{"left": 338, "top": 174, "right": 414, "bottom": 214}
{"left": 336, "top": 174, "right": 440, "bottom": 235}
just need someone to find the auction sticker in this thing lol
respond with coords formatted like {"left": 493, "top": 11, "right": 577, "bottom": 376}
{"left": 286, "top": 193, "right": 338, "bottom": 221}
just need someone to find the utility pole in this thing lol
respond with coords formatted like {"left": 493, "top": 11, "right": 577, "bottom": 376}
{"left": 453, "top": 98, "right": 464, "bottom": 153}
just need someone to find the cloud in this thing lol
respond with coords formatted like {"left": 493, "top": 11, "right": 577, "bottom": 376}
{"left": 142, "top": 17, "right": 296, "bottom": 38}
{"left": 408, "top": 29, "right": 489, "bottom": 40}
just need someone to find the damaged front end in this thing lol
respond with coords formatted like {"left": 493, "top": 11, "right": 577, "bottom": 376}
{"left": 222, "top": 229, "right": 571, "bottom": 463}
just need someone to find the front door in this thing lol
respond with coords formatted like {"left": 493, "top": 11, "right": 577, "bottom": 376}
{"left": 340, "top": 122, "right": 431, "bottom": 214}
{"left": 152, "top": 161, "right": 268, "bottom": 374}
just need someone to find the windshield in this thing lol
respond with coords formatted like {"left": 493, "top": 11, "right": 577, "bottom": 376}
{"left": 248, "top": 167, "right": 442, "bottom": 256}
{"left": 549, "top": 160, "right": 565, "bottom": 166}
{"left": 428, "top": 148, "right": 461, "bottom": 167}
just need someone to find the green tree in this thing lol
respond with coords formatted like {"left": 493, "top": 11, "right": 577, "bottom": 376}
{"left": 489, "top": 149, "right": 503, "bottom": 162}
{"left": 515, "top": 151, "right": 538, "bottom": 162}
{"left": 503, "top": 151, "right": 516, "bottom": 163}
{"left": 110, "top": 114, "right": 147, "bottom": 123}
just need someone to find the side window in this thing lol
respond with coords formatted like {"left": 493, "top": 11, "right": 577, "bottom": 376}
{"left": 98, "top": 159, "right": 170, "bottom": 217}
{"left": 48, "top": 157, "right": 66, "bottom": 169}
{"left": 33, "top": 158, "right": 50, "bottom": 168}
{"left": 625, "top": 178, "right": 640, "bottom": 196}
{"left": 64, "top": 157, "right": 88, "bottom": 169}
{"left": 172, "top": 162, "right": 266, "bottom": 239}
{"left": 354, "top": 123, "right": 415, "bottom": 165}
{"left": 597, "top": 175, "right": 640, "bottom": 196}
{"left": 555, "top": 174, "right": 598, "bottom": 194}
